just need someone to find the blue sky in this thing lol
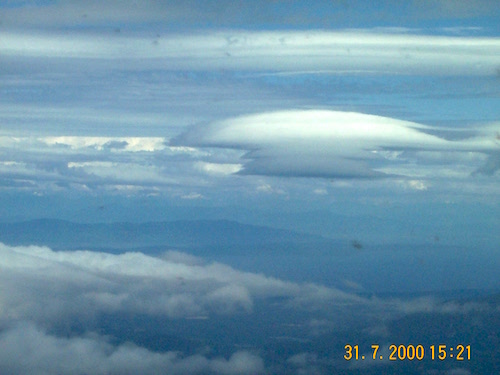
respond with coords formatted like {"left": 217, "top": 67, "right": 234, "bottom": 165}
{"left": 0, "top": 1, "right": 499, "bottom": 374}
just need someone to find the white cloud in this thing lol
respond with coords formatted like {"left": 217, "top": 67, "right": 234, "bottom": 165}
{"left": 173, "top": 110, "right": 500, "bottom": 179}
{"left": 2, "top": 30, "right": 499, "bottom": 76}
{"left": 194, "top": 161, "right": 242, "bottom": 175}
{"left": 0, "top": 242, "right": 375, "bottom": 374}
{"left": 399, "top": 179, "right": 429, "bottom": 191}
{"left": 256, "top": 183, "right": 287, "bottom": 195}
{"left": 0, "top": 243, "right": 366, "bottom": 325}
{"left": 0, "top": 134, "right": 215, "bottom": 193}
{"left": 388, "top": 296, "right": 493, "bottom": 315}
{"left": 180, "top": 192, "right": 204, "bottom": 200}
{"left": 208, "top": 349, "right": 264, "bottom": 375}
{"left": 0, "top": 0, "right": 172, "bottom": 29}
{"left": 0, "top": 322, "right": 264, "bottom": 375}
{"left": 313, "top": 188, "right": 328, "bottom": 195}
{"left": 42, "top": 136, "right": 166, "bottom": 152}
{"left": 68, "top": 161, "right": 171, "bottom": 186}
{"left": 340, "top": 278, "right": 364, "bottom": 291}
{"left": 0, "top": 105, "right": 174, "bottom": 137}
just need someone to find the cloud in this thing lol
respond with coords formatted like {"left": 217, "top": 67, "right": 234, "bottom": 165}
{"left": 0, "top": 243, "right": 366, "bottom": 326}
{"left": 399, "top": 179, "right": 429, "bottom": 191}
{"left": 0, "top": 135, "right": 215, "bottom": 193}
{"left": 41, "top": 136, "right": 166, "bottom": 152}
{"left": 2, "top": 30, "right": 499, "bottom": 76}
{"left": 180, "top": 192, "right": 204, "bottom": 200}
{"left": 0, "top": 242, "right": 403, "bottom": 374}
{"left": 0, "top": 322, "right": 264, "bottom": 375}
{"left": 2, "top": 25, "right": 498, "bottom": 195}
{"left": 173, "top": 110, "right": 500, "bottom": 179}
{"left": 0, "top": 0, "right": 240, "bottom": 30}
{"left": 1, "top": 113, "right": 497, "bottom": 196}
{"left": 386, "top": 295, "right": 494, "bottom": 316}
{"left": 1, "top": 243, "right": 497, "bottom": 373}
{"left": 194, "top": 161, "right": 242, "bottom": 176}
{"left": 0, "top": 243, "right": 367, "bottom": 374}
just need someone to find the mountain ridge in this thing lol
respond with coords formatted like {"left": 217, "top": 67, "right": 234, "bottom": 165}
{"left": 0, "top": 218, "right": 333, "bottom": 252}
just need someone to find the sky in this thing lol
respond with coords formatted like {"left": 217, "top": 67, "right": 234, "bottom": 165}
{"left": 1, "top": 1, "right": 499, "bottom": 374}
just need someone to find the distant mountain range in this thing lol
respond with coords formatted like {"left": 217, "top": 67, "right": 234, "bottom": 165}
{"left": 0, "top": 218, "right": 337, "bottom": 253}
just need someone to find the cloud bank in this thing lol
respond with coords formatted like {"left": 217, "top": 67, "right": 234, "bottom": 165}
{"left": 1, "top": 243, "right": 363, "bottom": 323}
{"left": 0, "top": 243, "right": 358, "bottom": 374}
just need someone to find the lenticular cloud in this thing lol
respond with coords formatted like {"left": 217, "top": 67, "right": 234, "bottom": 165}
{"left": 173, "top": 110, "right": 500, "bottom": 179}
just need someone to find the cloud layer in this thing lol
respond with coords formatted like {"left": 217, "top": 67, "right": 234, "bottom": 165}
{"left": 2, "top": 30, "right": 499, "bottom": 76}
